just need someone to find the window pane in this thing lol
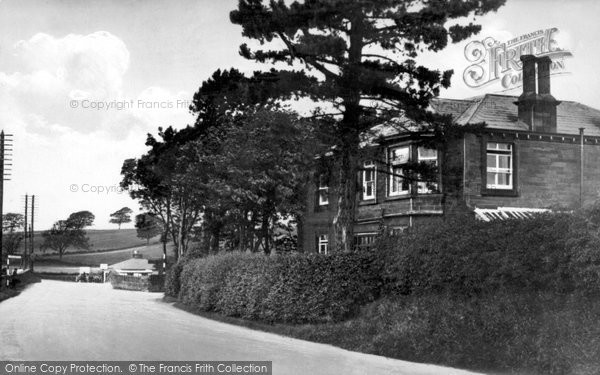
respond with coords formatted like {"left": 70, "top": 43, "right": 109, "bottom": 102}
{"left": 487, "top": 154, "right": 496, "bottom": 168}
{"left": 487, "top": 172, "right": 495, "bottom": 184}
{"left": 497, "top": 173, "right": 511, "bottom": 186}
{"left": 498, "top": 155, "right": 511, "bottom": 169}
{"left": 390, "top": 147, "right": 409, "bottom": 164}
{"left": 487, "top": 142, "right": 511, "bottom": 151}
{"left": 318, "top": 175, "right": 328, "bottom": 188}
{"left": 418, "top": 147, "right": 437, "bottom": 160}
{"left": 401, "top": 178, "right": 410, "bottom": 191}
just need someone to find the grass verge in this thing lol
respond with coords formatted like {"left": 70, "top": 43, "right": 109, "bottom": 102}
{"left": 0, "top": 272, "right": 42, "bottom": 303}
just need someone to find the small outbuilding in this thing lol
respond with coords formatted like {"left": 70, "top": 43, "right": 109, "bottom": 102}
{"left": 110, "top": 256, "right": 156, "bottom": 277}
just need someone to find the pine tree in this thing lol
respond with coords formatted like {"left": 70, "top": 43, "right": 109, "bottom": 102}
{"left": 231, "top": 0, "right": 505, "bottom": 251}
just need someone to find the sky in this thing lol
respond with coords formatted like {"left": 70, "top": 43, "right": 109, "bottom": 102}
{"left": 0, "top": 0, "right": 599, "bottom": 230}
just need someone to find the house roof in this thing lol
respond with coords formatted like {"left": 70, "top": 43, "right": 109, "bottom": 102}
{"left": 429, "top": 94, "right": 600, "bottom": 136}
{"left": 110, "top": 258, "right": 155, "bottom": 271}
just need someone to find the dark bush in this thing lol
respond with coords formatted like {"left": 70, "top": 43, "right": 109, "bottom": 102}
{"left": 176, "top": 250, "right": 382, "bottom": 323}
{"left": 335, "top": 292, "right": 600, "bottom": 375}
{"left": 178, "top": 252, "right": 244, "bottom": 310}
{"left": 164, "top": 261, "right": 184, "bottom": 297}
{"left": 379, "top": 212, "right": 598, "bottom": 296}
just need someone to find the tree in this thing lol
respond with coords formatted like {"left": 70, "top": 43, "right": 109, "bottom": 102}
{"left": 135, "top": 213, "right": 163, "bottom": 244}
{"left": 40, "top": 211, "right": 94, "bottom": 259}
{"left": 67, "top": 211, "right": 95, "bottom": 228}
{"left": 122, "top": 68, "right": 292, "bottom": 258}
{"left": 230, "top": 0, "right": 505, "bottom": 251}
{"left": 2, "top": 213, "right": 24, "bottom": 255}
{"left": 110, "top": 207, "right": 133, "bottom": 229}
{"left": 189, "top": 107, "right": 319, "bottom": 254}
{"left": 121, "top": 128, "right": 204, "bottom": 260}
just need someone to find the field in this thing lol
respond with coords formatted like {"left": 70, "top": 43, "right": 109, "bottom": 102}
{"left": 22, "top": 228, "right": 173, "bottom": 269}
{"left": 38, "top": 243, "right": 176, "bottom": 267}
{"left": 26, "top": 228, "right": 160, "bottom": 255}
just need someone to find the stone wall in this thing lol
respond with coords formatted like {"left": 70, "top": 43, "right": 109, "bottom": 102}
{"left": 110, "top": 274, "right": 165, "bottom": 292}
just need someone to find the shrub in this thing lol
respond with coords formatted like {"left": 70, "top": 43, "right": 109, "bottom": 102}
{"left": 340, "top": 292, "right": 600, "bottom": 375}
{"left": 175, "top": 250, "right": 382, "bottom": 323}
{"left": 164, "top": 261, "right": 184, "bottom": 297}
{"left": 379, "top": 213, "right": 595, "bottom": 296}
{"left": 178, "top": 252, "right": 245, "bottom": 310}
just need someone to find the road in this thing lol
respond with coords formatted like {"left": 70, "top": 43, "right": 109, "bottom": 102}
{"left": 0, "top": 281, "right": 483, "bottom": 375}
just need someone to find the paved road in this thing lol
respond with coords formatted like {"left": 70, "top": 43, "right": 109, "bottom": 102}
{"left": 0, "top": 281, "right": 483, "bottom": 375}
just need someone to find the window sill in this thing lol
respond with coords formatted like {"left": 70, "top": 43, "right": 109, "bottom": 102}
{"left": 481, "top": 188, "right": 518, "bottom": 197}
{"left": 359, "top": 199, "right": 377, "bottom": 206}
{"left": 315, "top": 204, "right": 330, "bottom": 212}
{"left": 385, "top": 194, "right": 411, "bottom": 201}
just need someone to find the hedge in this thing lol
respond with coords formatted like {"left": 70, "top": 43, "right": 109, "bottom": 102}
{"left": 378, "top": 212, "right": 600, "bottom": 296}
{"left": 292, "top": 291, "right": 600, "bottom": 375}
{"left": 167, "top": 250, "right": 382, "bottom": 323}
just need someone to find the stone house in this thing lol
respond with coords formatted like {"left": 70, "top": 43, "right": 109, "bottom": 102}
{"left": 301, "top": 55, "right": 600, "bottom": 253}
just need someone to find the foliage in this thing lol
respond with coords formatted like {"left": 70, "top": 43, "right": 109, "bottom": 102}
{"left": 2, "top": 213, "right": 24, "bottom": 255}
{"left": 231, "top": 0, "right": 506, "bottom": 251}
{"left": 378, "top": 212, "right": 597, "bottom": 296}
{"left": 66, "top": 211, "right": 95, "bottom": 228}
{"left": 164, "top": 260, "right": 184, "bottom": 298}
{"left": 187, "top": 107, "right": 319, "bottom": 254}
{"left": 40, "top": 211, "right": 95, "bottom": 259}
{"left": 175, "top": 250, "right": 382, "bottom": 323}
{"left": 121, "top": 127, "right": 203, "bottom": 260}
{"left": 135, "top": 213, "right": 163, "bottom": 244}
{"left": 280, "top": 292, "right": 600, "bottom": 375}
{"left": 109, "top": 207, "right": 133, "bottom": 229}
{"left": 3, "top": 213, "right": 24, "bottom": 232}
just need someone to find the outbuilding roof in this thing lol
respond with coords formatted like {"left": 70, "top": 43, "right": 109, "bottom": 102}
{"left": 110, "top": 258, "right": 155, "bottom": 271}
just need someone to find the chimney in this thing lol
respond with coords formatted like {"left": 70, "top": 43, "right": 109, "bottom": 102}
{"left": 516, "top": 55, "right": 537, "bottom": 130}
{"left": 515, "top": 55, "right": 560, "bottom": 133}
{"left": 521, "top": 55, "right": 537, "bottom": 96}
{"left": 537, "top": 56, "right": 552, "bottom": 95}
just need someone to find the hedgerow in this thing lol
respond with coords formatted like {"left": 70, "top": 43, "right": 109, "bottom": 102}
{"left": 165, "top": 207, "right": 600, "bottom": 374}
{"left": 379, "top": 212, "right": 600, "bottom": 296}
{"left": 171, "top": 250, "right": 382, "bottom": 323}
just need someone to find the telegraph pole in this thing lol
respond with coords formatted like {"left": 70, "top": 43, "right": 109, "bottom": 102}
{"left": 24, "top": 194, "right": 28, "bottom": 265}
{"left": 0, "top": 131, "right": 13, "bottom": 290}
{"left": 30, "top": 195, "right": 35, "bottom": 271}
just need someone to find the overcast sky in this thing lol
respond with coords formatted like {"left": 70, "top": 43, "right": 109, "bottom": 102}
{"left": 0, "top": 0, "right": 598, "bottom": 230}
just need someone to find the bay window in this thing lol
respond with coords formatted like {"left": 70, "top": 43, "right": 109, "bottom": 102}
{"left": 417, "top": 147, "right": 439, "bottom": 194}
{"left": 388, "top": 146, "right": 410, "bottom": 196}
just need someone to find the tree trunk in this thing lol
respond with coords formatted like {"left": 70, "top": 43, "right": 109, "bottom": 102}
{"left": 261, "top": 209, "right": 270, "bottom": 255}
{"left": 210, "top": 226, "right": 220, "bottom": 254}
{"left": 331, "top": 13, "right": 364, "bottom": 252}
{"left": 332, "top": 143, "right": 359, "bottom": 252}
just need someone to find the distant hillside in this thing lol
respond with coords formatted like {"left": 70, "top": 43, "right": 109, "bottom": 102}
{"left": 19, "top": 228, "right": 160, "bottom": 255}
{"left": 38, "top": 243, "right": 176, "bottom": 267}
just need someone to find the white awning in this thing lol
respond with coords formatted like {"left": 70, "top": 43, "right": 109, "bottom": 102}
{"left": 474, "top": 207, "right": 550, "bottom": 222}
